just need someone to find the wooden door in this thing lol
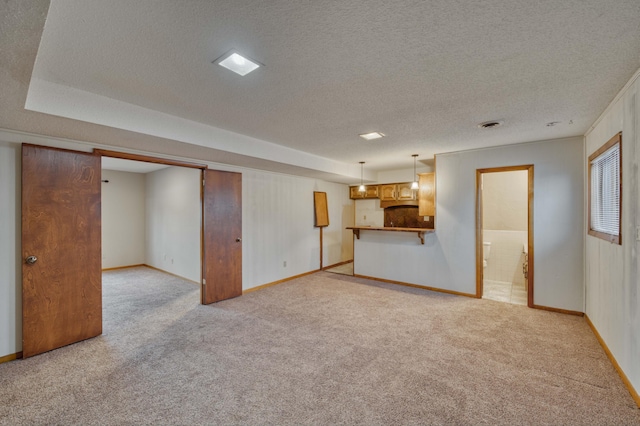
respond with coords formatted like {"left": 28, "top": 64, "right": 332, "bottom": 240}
{"left": 202, "top": 169, "right": 242, "bottom": 304}
{"left": 22, "top": 144, "right": 102, "bottom": 358}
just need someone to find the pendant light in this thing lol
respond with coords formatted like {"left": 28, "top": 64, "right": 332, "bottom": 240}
{"left": 358, "top": 161, "right": 366, "bottom": 192}
{"left": 411, "top": 154, "right": 419, "bottom": 190}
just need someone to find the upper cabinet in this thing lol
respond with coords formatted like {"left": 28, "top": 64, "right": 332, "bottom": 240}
{"left": 350, "top": 176, "right": 435, "bottom": 215}
{"left": 396, "top": 182, "right": 416, "bottom": 201}
{"left": 418, "top": 172, "right": 435, "bottom": 216}
{"left": 379, "top": 184, "right": 396, "bottom": 201}
{"left": 349, "top": 185, "right": 379, "bottom": 199}
{"left": 379, "top": 183, "right": 415, "bottom": 201}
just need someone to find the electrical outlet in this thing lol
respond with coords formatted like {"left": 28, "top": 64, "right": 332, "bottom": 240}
{"left": 283, "top": 261, "right": 287, "bottom": 267}
{"left": 424, "top": 216, "right": 430, "bottom": 221}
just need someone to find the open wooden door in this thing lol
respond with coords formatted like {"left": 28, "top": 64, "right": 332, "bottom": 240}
{"left": 202, "top": 169, "right": 242, "bottom": 304}
{"left": 22, "top": 144, "right": 102, "bottom": 358}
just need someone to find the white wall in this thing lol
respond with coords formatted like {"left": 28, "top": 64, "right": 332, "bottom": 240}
{"left": 101, "top": 170, "right": 146, "bottom": 269}
{"left": 354, "top": 137, "right": 584, "bottom": 312}
{"left": 483, "top": 230, "right": 527, "bottom": 285}
{"left": 585, "top": 71, "right": 639, "bottom": 396}
{"left": 145, "top": 167, "right": 201, "bottom": 283}
{"left": 0, "top": 140, "right": 21, "bottom": 358}
{"left": 0, "top": 130, "right": 353, "bottom": 358}
{"left": 376, "top": 165, "right": 433, "bottom": 184}
{"left": 242, "top": 171, "right": 352, "bottom": 287}
{"left": 354, "top": 199, "right": 384, "bottom": 227}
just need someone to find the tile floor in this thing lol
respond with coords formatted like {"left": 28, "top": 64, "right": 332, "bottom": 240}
{"left": 483, "top": 279, "right": 527, "bottom": 305}
{"left": 324, "top": 262, "right": 354, "bottom": 276}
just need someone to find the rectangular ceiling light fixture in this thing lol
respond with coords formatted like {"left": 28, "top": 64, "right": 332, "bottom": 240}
{"left": 215, "top": 50, "right": 261, "bottom": 76}
{"left": 359, "top": 132, "right": 385, "bottom": 140}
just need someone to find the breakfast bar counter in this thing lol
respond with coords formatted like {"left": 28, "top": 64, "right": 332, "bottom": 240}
{"left": 346, "top": 226, "right": 434, "bottom": 245}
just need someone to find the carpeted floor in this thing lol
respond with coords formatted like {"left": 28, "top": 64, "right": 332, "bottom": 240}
{"left": 1, "top": 266, "right": 638, "bottom": 425}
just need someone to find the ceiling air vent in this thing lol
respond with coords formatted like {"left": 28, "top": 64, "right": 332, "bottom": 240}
{"left": 477, "top": 120, "right": 504, "bottom": 129}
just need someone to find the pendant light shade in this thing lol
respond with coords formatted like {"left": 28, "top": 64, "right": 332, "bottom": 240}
{"left": 411, "top": 154, "right": 419, "bottom": 189}
{"left": 358, "top": 161, "right": 366, "bottom": 192}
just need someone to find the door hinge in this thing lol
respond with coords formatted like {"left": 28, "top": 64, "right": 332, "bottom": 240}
{"left": 202, "top": 279, "right": 206, "bottom": 285}
{"left": 203, "top": 179, "right": 205, "bottom": 186}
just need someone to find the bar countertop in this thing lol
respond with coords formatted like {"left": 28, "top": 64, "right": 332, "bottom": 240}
{"left": 346, "top": 226, "right": 434, "bottom": 245}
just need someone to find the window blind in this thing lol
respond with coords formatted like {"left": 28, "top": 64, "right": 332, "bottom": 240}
{"left": 590, "top": 143, "right": 620, "bottom": 236}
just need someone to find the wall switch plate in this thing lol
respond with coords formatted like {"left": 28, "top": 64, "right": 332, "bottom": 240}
{"left": 636, "top": 226, "right": 640, "bottom": 241}
{"left": 283, "top": 260, "right": 287, "bottom": 267}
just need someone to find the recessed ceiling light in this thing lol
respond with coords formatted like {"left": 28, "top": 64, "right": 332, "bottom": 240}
{"left": 359, "top": 132, "right": 385, "bottom": 140}
{"left": 214, "top": 51, "right": 261, "bottom": 76}
{"left": 477, "top": 120, "right": 503, "bottom": 129}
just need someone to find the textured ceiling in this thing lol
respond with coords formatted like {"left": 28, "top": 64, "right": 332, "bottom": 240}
{"left": 3, "top": 0, "right": 640, "bottom": 181}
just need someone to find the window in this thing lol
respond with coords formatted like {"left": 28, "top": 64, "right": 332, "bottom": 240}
{"left": 588, "top": 132, "right": 621, "bottom": 244}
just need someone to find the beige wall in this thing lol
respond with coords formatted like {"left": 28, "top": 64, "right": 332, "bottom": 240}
{"left": 145, "top": 167, "right": 201, "bottom": 283}
{"left": 482, "top": 170, "right": 528, "bottom": 285}
{"left": 101, "top": 170, "right": 146, "bottom": 269}
{"left": 482, "top": 171, "right": 528, "bottom": 231}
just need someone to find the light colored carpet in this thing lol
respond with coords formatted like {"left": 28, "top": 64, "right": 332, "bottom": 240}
{"left": 0, "top": 266, "right": 638, "bottom": 425}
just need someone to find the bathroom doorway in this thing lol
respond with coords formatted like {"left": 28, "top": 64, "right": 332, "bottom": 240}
{"left": 476, "top": 165, "right": 533, "bottom": 307}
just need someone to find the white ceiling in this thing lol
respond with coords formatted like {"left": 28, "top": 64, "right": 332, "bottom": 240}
{"left": 2, "top": 0, "right": 640, "bottom": 182}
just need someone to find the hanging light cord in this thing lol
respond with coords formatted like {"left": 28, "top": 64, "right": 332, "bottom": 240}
{"left": 411, "top": 155, "right": 419, "bottom": 189}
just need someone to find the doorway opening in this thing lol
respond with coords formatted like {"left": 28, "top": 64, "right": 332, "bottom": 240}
{"left": 96, "top": 148, "right": 243, "bottom": 307}
{"left": 21, "top": 144, "right": 242, "bottom": 358}
{"left": 476, "top": 165, "right": 533, "bottom": 307}
{"left": 101, "top": 157, "right": 202, "bottom": 328}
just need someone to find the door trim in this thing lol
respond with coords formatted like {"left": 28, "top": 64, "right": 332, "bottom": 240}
{"left": 94, "top": 149, "right": 212, "bottom": 304}
{"left": 475, "top": 165, "right": 534, "bottom": 307}
{"left": 94, "top": 149, "right": 208, "bottom": 169}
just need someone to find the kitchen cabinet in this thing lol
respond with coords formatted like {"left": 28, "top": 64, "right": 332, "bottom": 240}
{"left": 396, "top": 182, "right": 416, "bottom": 201}
{"left": 379, "top": 183, "right": 416, "bottom": 201}
{"left": 349, "top": 185, "right": 379, "bottom": 199}
{"left": 379, "top": 184, "right": 396, "bottom": 201}
{"left": 418, "top": 172, "right": 435, "bottom": 216}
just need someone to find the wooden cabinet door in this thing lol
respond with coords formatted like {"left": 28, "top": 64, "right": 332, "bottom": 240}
{"left": 350, "top": 185, "right": 379, "bottom": 199}
{"left": 22, "top": 144, "right": 102, "bottom": 358}
{"left": 364, "top": 185, "right": 379, "bottom": 199}
{"left": 396, "top": 182, "right": 416, "bottom": 201}
{"left": 418, "top": 173, "right": 435, "bottom": 216}
{"left": 350, "top": 186, "right": 363, "bottom": 199}
{"left": 202, "top": 169, "right": 242, "bottom": 304}
{"left": 379, "top": 184, "right": 396, "bottom": 201}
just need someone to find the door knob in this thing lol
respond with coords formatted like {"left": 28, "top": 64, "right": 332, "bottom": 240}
{"left": 236, "top": 238, "right": 242, "bottom": 242}
{"left": 25, "top": 255, "right": 38, "bottom": 265}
